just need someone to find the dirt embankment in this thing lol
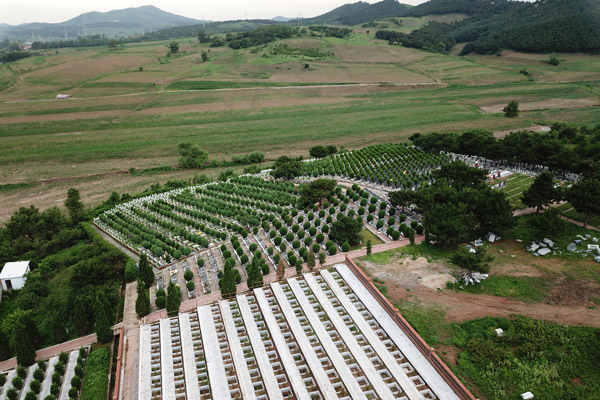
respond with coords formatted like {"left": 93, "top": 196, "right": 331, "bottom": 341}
{"left": 359, "top": 250, "right": 600, "bottom": 328}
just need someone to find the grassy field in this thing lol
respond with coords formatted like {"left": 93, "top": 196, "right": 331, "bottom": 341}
{"left": 497, "top": 174, "right": 535, "bottom": 209}
{"left": 0, "top": 29, "right": 599, "bottom": 221}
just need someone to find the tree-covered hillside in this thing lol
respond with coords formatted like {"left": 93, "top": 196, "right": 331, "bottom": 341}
{"left": 401, "top": 0, "right": 518, "bottom": 17}
{"left": 377, "top": 0, "right": 600, "bottom": 54}
{"left": 308, "top": 0, "right": 411, "bottom": 26}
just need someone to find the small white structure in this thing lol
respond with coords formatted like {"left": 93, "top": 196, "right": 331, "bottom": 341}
{"left": 495, "top": 328, "right": 504, "bottom": 337}
{"left": 0, "top": 261, "right": 30, "bottom": 291}
{"left": 521, "top": 391, "right": 534, "bottom": 399}
{"left": 56, "top": 94, "right": 72, "bottom": 100}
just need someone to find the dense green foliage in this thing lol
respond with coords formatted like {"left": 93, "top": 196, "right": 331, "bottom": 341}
{"left": 521, "top": 172, "right": 562, "bottom": 212}
{"left": 307, "top": 26, "right": 353, "bottom": 39}
{"left": 308, "top": 0, "right": 410, "bottom": 26}
{"left": 79, "top": 345, "right": 110, "bottom": 400}
{"left": 566, "top": 178, "right": 600, "bottom": 228}
{"left": 410, "top": 124, "right": 600, "bottom": 177}
{"left": 0, "top": 206, "right": 126, "bottom": 360}
{"left": 330, "top": 215, "right": 363, "bottom": 245}
{"left": 377, "top": 0, "right": 599, "bottom": 54}
{"left": 224, "top": 25, "right": 294, "bottom": 49}
{"left": 299, "top": 179, "right": 337, "bottom": 207}
{"left": 405, "top": 162, "right": 513, "bottom": 246}
{"left": 0, "top": 51, "right": 35, "bottom": 63}
{"left": 450, "top": 247, "right": 493, "bottom": 274}
{"left": 402, "top": 0, "right": 516, "bottom": 17}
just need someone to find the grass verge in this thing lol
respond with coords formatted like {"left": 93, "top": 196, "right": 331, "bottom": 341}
{"left": 80, "top": 344, "right": 111, "bottom": 400}
{"left": 447, "top": 275, "right": 549, "bottom": 303}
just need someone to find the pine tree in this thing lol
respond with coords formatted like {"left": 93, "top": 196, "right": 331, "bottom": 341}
{"left": 246, "top": 257, "right": 263, "bottom": 288}
{"left": 219, "top": 259, "right": 237, "bottom": 296}
{"left": 64, "top": 188, "right": 84, "bottom": 223}
{"left": 277, "top": 256, "right": 285, "bottom": 279}
{"left": 366, "top": 240, "right": 372, "bottom": 255}
{"left": 307, "top": 250, "right": 315, "bottom": 270}
{"left": 166, "top": 282, "right": 181, "bottom": 313}
{"left": 2, "top": 310, "right": 39, "bottom": 366}
{"left": 95, "top": 294, "right": 113, "bottom": 343}
{"left": 319, "top": 252, "right": 326, "bottom": 266}
{"left": 139, "top": 254, "right": 154, "bottom": 289}
{"left": 135, "top": 279, "right": 151, "bottom": 317}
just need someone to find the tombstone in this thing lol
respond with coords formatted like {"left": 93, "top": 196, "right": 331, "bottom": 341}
{"left": 521, "top": 392, "right": 534, "bottom": 400}
{"left": 537, "top": 248, "right": 551, "bottom": 256}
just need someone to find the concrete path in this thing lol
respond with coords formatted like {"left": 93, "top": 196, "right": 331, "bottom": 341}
{"left": 119, "top": 281, "right": 142, "bottom": 400}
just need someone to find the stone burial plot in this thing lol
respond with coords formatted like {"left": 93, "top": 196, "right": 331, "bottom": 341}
{"left": 94, "top": 176, "right": 423, "bottom": 285}
{"left": 301, "top": 143, "right": 449, "bottom": 190}
{"left": 137, "top": 263, "right": 472, "bottom": 400}
{"left": 0, "top": 348, "right": 88, "bottom": 400}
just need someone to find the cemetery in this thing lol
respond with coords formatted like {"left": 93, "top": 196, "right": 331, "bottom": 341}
{"left": 94, "top": 173, "right": 425, "bottom": 285}
{"left": 137, "top": 263, "right": 471, "bottom": 400}
{"left": 302, "top": 144, "right": 449, "bottom": 190}
{"left": 0, "top": 348, "right": 88, "bottom": 400}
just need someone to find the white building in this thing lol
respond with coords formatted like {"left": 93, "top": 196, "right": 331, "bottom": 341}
{"left": 0, "top": 261, "right": 31, "bottom": 291}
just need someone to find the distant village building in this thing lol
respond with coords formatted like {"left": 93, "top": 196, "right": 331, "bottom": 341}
{"left": 56, "top": 94, "right": 72, "bottom": 99}
{"left": 0, "top": 261, "right": 31, "bottom": 291}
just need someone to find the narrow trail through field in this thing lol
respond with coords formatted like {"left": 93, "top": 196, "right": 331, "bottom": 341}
{"left": 1, "top": 82, "right": 443, "bottom": 104}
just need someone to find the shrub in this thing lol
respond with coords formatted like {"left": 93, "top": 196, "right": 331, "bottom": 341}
{"left": 74, "top": 365, "right": 84, "bottom": 378}
{"left": 44, "top": 396, "right": 56, "bottom": 400}
{"left": 316, "top": 233, "right": 324, "bottom": 243}
{"left": 249, "top": 243, "right": 258, "bottom": 252}
{"left": 155, "top": 289, "right": 165, "bottom": 298}
{"left": 16, "top": 366, "right": 27, "bottom": 379}
{"left": 155, "top": 296, "right": 166, "bottom": 309}
{"left": 25, "top": 391, "right": 37, "bottom": 400}
{"left": 68, "top": 387, "right": 78, "bottom": 399}
{"left": 416, "top": 225, "right": 424, "bottom": 234}
{"left": 52, "top": 372, "right": 62, "bottom": 385}
{"left": 261, "top": 264, "right": 269, "bottom": 275}
{"left": 392, "top": 230, "right": 400, "bottom": 240}
{"left": 186, "top": 281, "right": 195, "bottom": 292}
{"left": 388, "top": 218, "right": 395, "bottom": 226}
{"left": 328, "top": 246, "right": 337, "bottom": 255}
{"left": 367, "top": 214, "right": 374, "bottom": 222}
{"left": 12, "top": 377, "right": 23, "bottom": 389}
{"left": 59, "top": 352, "right": 68, "bottom": 364}
{"left": 267, "top": 246, "right": 274, "bottom": 255}
{"left": 51, "top": 383, "right": 60, "bottom": 396}
{"left": 6, "top": 389, "right": 18, "bottom": 400}
{"left": 240, "top": 254, "right": 249, "bottom": 264}
{"left": 71, "top": 375, "right": 81, "bottom": 389}
{"left": 341, "top": 242, "right": 350, "bottom": 252}
{"left": 322, "top": 225, "right": 329, "bottom": 233}
{"left": 376, "top": 220, "right": 384, "bottom": 229}
{"left": 33, "top": 368, "right": 44, "bottom": 381}
{"left": 0, "top": 374, "right": 5, "bottom": 386}
{"left": 37, "top": 360, "right": 47, "bottom": 370}
{"left": 183, "top": 270, "right": 193, "bottom": 282}
{"left": 31, "top": 379, "right": 41, "bottom": 393}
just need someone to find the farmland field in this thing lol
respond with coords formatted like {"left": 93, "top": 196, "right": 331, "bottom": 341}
{"left": 1, "top": 29, "right": 599, "bottom": 221}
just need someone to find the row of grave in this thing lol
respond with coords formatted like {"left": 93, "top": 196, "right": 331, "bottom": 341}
{"left": 138, "top": 264, "right": 462, "bottom": 400}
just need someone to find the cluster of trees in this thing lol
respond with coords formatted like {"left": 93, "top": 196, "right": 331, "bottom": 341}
{"left": 390, "top": 162, "right": 513, "bottom": 246}
{"left": 308, "top": 26, "right": 352, "bottom": 39}
{"left": 0, "top": 51, "right": 35, "bottom": 63}
{"left": 271, "top": 156, "right": 304, "bottom": 179}
{"left": 299, "top": 179, "right": 337, "bottom": 208}
{"left": 0, "top": 191, "right": 127, "bottom": 364}
{"left": 409, "top": 124, "right": 600, "bottom": 177}
{"left": 178, "top": 142, "right": 209, "bottom": 169}
{"left": 376, "top": 22, "right": 455, "bottom": 53}
{"left": 307, "top": 0, "right": 409, "bottom": 26}
{"left": 402, "top": 0, "right": 517, "bottom": 17}
{"left": 218, "top": 25, "right": 294, "bottom": 49}
{"left": 309, "top": 145, "right": 337, "bottom": 159}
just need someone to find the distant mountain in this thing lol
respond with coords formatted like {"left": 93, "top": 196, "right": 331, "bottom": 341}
{"left": 401, "top": 0, "right": 518, "bottom": 17}
{"left": 2, "top": 5, "right": 202, "bottom": 40}
{"left": 307, "top": 0, "right": 411, "bottom": 26}
{"left": 272, "top": 16, "right": 294, "bottom": 22}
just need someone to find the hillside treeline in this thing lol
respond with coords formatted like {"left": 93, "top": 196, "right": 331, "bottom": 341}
{"left": 308, "top": 0, "right": 410, "bottom": 26}
{"left": 402, "top": 0, "right": 518, "bottom": 17}
{"left": 222, "top": 25, "right": 294, "bottom": 49}
{"left": 377, "top": 0, "right": 600, "bottom": 54}
{"left": 410, "top": 123, "right": 600, "bottom": 176}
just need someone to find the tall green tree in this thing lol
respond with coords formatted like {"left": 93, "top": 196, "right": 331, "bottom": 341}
{"left": 168, "top": 41, "right": 179, "bottom": 53}
{"left": 219, "top": 258, "right": 237, "bottom": 296}
{"left": 566, "top": 178, "right": 600, "bottom": 229}
{"left": 139, "top": 254, "right": 154, "bottom": 289}
{"left": 166, "top": 282, "right": 181, "bottom": 313}
{"left": 330, "top": 215, "right": 363, "bottom": 245}
{"left": 95, "top": 294, "right": 113, "bottom": 343}
{"left": 178, "top": 142, "right": 208, "bottom": 169}
{"left": 521, "top": 172, "right": 561, "bottom": 212}
{"left": 246, "top": 257, "right": 263, "bottom": 288}
{"left": 64, "top": 188, "right": 84, "bottom": 223}
{"left": 388, "top": 190, "right": 414, "bottom": 213}
{"left": 307, "top": 250, "right": 316, "bottom": 270}
{"left": 135, "top": 279, "right": 151, "bottom": 317}
{"left": 433, "top": 161, "right": 487, "bottom": 190}
{"left": 197, "top": 29, "right": 211, "bottom": 43}
{"left": 300, "top": 179, "right": 337, "bottom": 207}
{"left": 2, "top": 310, "right": 39, "bottom": 366}
{"left": 503, "top": 100, "right": 519, "bottom": 117}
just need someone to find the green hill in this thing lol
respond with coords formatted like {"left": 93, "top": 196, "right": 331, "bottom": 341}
{"left": 376, "top": 0, "right": 600, "bottom": 54}
{"left": 308, "top": 0, "right": 411, "bottom": 26}
{"left": 401, "top": 0, "right": 518, "bottom": 17}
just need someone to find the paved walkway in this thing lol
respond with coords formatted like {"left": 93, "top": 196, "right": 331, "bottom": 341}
{"left": 119, "top": 281, "right": 141, "bottom": 400}
{"left": 0, "top": 334, "right": 97, "bottom": 372}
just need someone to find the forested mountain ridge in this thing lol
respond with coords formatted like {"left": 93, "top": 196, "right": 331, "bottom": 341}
{"left": 375, "top": 0, "right": 600, "bottom": 54}
{"left": 307, "top": 0, "right": 411, "bottom": 26}
{"left": 401, "top": 0, "right": 519, "bottom": 17}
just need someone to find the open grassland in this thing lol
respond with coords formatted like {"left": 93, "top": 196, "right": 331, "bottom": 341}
{"left": 0, "top": 31, "right": 599, "bottom": 221}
